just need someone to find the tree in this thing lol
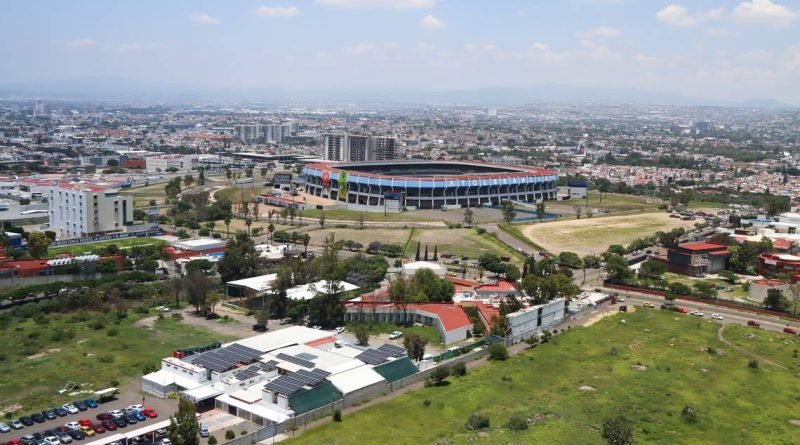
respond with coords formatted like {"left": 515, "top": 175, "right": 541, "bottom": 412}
{"left": 764, "top": 288, "right": 790, "bottom": 311}
{"left": 198, "top": 167, "right": 205, "bottom": 186}
{"left": 217, "top": 232, "right": 261, "bottom": 283}
{"left": 415, "top": 242, "right": 421, "bottom": 261}
{"left": 582, "top": 254, "right": 600, "bottom": 283}
{"left": 488, "top": 343, "right": 508, "bottom": 361}
{"left": 424, "top": 245, "right": 429, "bottom": 261}
{"left": 501, "top": 201, "right": 517, "bottom": 225}
{"left": 167, "top": 399, "right": 200, "bottom": 445}
{"left": 558, "top": 251, "right": 583, "bottom": 269}
{"left": 574, "top": 205, "right": 582, "bottom": 219}
{"left": 601, "top": 417, "right": 634, "bottom": 445}
{"left": 357, "top": 212, "right": 366, "bottom": 229}
{"left": 224, "top": 217, "right": 231, "bottom": 238}
{"left": 463, "top": 207, "right": 474, "bottom": 227}
{"left": 353, "top": 323, "right": 369, "bottom": 346}
{"left": 719, "top": 270, "right": 737, "bottom": 284}
{"left": 429, "top": 365, "right": 450, "bottom": 385}
{"left": 184, "top": 174, "right": 194, "bottom": 189}
{"left": 410, "top": 268, "right": 455, "bottom": 302}
{"left": 536, "top": 202, "right": 546, "bottom": 220}
{"left": 170, "top": 277, "right": 186, "bottom": 309}
{"left": 504, "top": 264, "right": 521, "bottom": 282}
{"left": 506, "top": 416, "right": 528, "bottom": 432}
{"left": 318, "top": 212, "right": 326, "bottom": 228}
{"left": 302, "top": 233, "right": 311, "bottom": 256}
{"left": 185, "top": 270, "right": 215, "bottom": 312}
{"left": 603, "top": 244, "right": 627, "bottom": 260}
{"left": 403, "top": 333, "right": 428, "bottom": 361}
{"left": 26, "top": 232, "right": 50, "bottom": 259}
{"left": 268, "top": 223, "right": 275, "bottom": 242}
{"left": 604, "top": 254, "right": 630, "bottom": 283}
{"left": 692, "top": 282, "right": 717, "bottom": 300}
{"left": 433, "top": 245, "right": 438, "bottom": 260}
{"left": 638, "top": 259, "right": 665, "bottom": 279}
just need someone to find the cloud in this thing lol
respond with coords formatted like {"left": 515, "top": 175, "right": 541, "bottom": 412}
{"left": 118, "top": 42, "right": 162, "bottom": 52}
{"left": 530, "top": 42, "right": 569, "bottom": 64}
{"left": 254, "top": 6, "right": 302, "bottom": 17}
{"left": 419, "top": 14, "right": 445, "bottom": 29}
{"left": 577, "top": 26, "right": 621, "bottom": 40}
{"left": 59, "top": 38, "right": 100, "bottom": 48}
{"left": 345, "top": 42, "right": 376, "bottom": 55}
{"left": 656, "top": 4, "right": 724, "bottom": 27}
{"left": 316, "top": 0, "right": 434, "bottom": 8}
{"left": 463, "top": 43, "right": 496, "bottom": 52}
{"left": 732, "top": 0, "right": 797, "bottom": 26}
{"left": 189, "top": 13, "right": 220, "bottom": 25}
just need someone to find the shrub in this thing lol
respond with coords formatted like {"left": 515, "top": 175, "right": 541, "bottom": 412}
{"left": 207, "top": 437, "right": 217, "bottom": 445}
{"left": 106, "top": 327, "right": 119, "bottom": 337}
{"left": 225, "top": 431, "right": 235, "bottom": 440}
{"left": 476, "top": 227, "right": 486, "bottom": 235}
{"left": 422, "top": 399, "right": 431, "bottom": 408}
{"left": 748, "top": 359, "right": 759, "bottom": 369}
{"left": 332, "top": 409, "right": 342, "bottom": 422}
{"left": 451, "top": 362, "right": 467, "bottom": 377}
{"left": 506, "top": 416, "right": 528, "bottom": 432}
{"left": 240, "top": 430, "right": 247, "bottom": 436}
{"left": 681, "top": 406, "right": 697, "bottom": 423}
{"left": 430, "top": 365, "right": 451, "bottom": 385}
{"left": 90, "top": 319, "right": 106, "bottom": 330}
{"left": 488, "top": 343, "right": 509, "bottom": 361}
{"left": 465, "top": 413, "right": 490, "bottom": 431}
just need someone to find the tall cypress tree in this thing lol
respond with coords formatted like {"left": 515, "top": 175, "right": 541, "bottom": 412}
{"left": 415, "top": 242, "right": 421, "bottom": 261}
{"left": 424, "top": 245, "right": 429, "bottom": 261}
{"left": 433, "top": 245, "right": 438, "bottom": 261}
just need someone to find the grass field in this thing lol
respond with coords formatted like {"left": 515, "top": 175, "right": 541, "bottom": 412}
{"left": 0, "top": 313, "right": 233, "bottom": 414}
{"left": 663, "top": 273, "right": 750, "bottom": 301}
{"left": 48, "top": 237, "right": 168, "bottom": 256}
{"left": 345, "top": 321, "right": 443, "bottom": 347}
{"left": 290, "top": 310, "right": 800, "bottom": 445}
{"left": 409, "top": 228, "right": 524, "bottom": 263}
{"left": 300, "top": 208, "right": 437, "bottom": 223}
{"left": 551, "top": 192, "right": 663, "bottom": 213}
{"left": 121, "top": 183, "right": 169, "bottom": 207}
{"left": 307, "top": 228, "right": 413, "bottom": 248}
{"left": 215, "top": 185, "right": 267, "bottom": 203}
{"left": 687, "top": 200, "right": 729, "bottom": 210}
{"left": 521, "top": 212, "right": 695, "bottom": 256}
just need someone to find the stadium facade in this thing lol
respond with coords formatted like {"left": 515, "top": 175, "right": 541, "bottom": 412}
{"left": 302, "top": 160, "right": 558, "bottom": 211}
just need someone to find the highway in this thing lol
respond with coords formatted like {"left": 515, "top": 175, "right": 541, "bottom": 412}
{"left": 612, "top": 288, "right": 800, "bottom": 334}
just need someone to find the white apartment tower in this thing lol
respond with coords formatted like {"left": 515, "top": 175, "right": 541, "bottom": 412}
{"left": 323, "top": 134, "right": 398, "bottom": 162}
{"left": 48, "top": 184, "right": 134, "bottom": 239}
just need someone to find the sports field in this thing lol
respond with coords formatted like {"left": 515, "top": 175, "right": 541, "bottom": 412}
{"left": 48, "top": 237, "right": 167, "bottom": 256}
{"left": 289, "top": 310, "right": 800, "bottom": 445}
{"left": 521, "top": 212, "right": 694, "bottom": 256}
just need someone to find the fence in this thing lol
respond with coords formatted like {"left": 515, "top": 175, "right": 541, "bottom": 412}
{"left": 220, "top": 424, "right": 278, "bottom": 445}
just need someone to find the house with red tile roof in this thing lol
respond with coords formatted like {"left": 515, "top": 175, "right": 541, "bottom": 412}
{"left": 342, "top": 300, "right": 473, "bottom": 345}
{"left": 653, "top": 241, "right": 731, "bottom": 277}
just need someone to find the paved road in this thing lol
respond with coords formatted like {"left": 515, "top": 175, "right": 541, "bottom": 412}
{"left": 615, "top": 290, "right": 800, "bottom": 333}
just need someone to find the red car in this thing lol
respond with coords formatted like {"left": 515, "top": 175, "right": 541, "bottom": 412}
{"left": 91, "top": 423, "right": 106, "bottom": 434}
{"left": 676, "top": 307, "right": 688, "bottom": 314}
{"left": 96, "top": 413, "right": 113, "bottom": 421}
{"left": 142, "top": 408, "right": 158, "bottom": 418}
{"left": 783, "top": 327, "right": 798, "bottom": 335}
{"left": 8, "top": 440, "right": 22, "bottom": 445}
{"left": 101, "top": 421, "right": 117, "bottom": 431}
{"left": 748, "top": 320, "right": 760, "bottom": 327}
{"left": 78, "top": 419, "right": 93, "bottom": 427}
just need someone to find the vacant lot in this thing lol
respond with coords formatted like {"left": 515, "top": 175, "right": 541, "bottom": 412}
{"left": 289, "top": 310, "right": 800, "bottom": 445}
{"left": 48, "top": 237, "right": 167, "bottom": 256}
{"left": 521, "top": 212, "right": 694, "bottom": 256}
{"left": 0, "top": 312, "right": 232, "bottom": 414}
{"left": 308, "top": 228, "right": 413, "bottom": 249}
{"left": 121, "top": 183, "right": 169, "bottom": 207}
{"left": 409, "top": 228, "right": 523, "bottom": 263}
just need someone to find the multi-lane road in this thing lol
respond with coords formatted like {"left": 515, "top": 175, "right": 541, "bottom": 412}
{"left": 615, "top": 289, "right": 800, "bottom": 334}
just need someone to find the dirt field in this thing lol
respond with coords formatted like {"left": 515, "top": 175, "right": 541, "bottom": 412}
{"left": 521, "top": 212, "right": 696, "bottom": 256}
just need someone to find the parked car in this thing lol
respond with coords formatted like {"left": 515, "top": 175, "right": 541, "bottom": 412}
{"left": 43, "top": 437, "right": 60, "bottom": 445}
{"left": 642, "top": 302, "right": 655, "bottom": 308}
{"left": 141, "top": 409, "right": 157, "bottom": 419}
{"left": 63, "top": 423, "right": 80, "bottom": 432}
{"left": 30, "top": 415, "right": 44, "bottom": 425}
{"left": 77, "top": 428, "right": 94, "bottom": 438}
{"left": 19, "top": 435, "right": 36, "bottom": 445}
{"left": 783, "top": 327, "right": 798, "bottom": 335}
{"left": 95, "top": 414, "right": 112, "bottom": 422}
{"left": 131, "top": 412, "right": 146, "bottom": 422}
{"left": 90, "top": 424, "right": 104, "bottom": 434}
{"left": 19, "top": 418, "right": 34, "bottom": 427}
{"left": 334, "top": 327, "right": 345, "bottom": 334}
{"left": 100, "top": 422, "right": 116, "bottom": 432}
{"left": 676, "top": 307, "right": 688, "bottom": 314}
{"left": 747, "top": 320, "right": 760, "bottom": 327}
{"left": 54, "top": 409, "right": 68, "bottom": 418}
{"left": 107, "top": 411, "right": 124, "bottom": 419}
{"left": 82, "top": 401, "right": 98, "bottom": 410}
{"left": 711, "top": 313, "right": 724, "bottom": 320}
{"left": 66, "top": 431, "right": 84, "bottom": 441}
{"left": 126, "top": 405, "right": 143, "bottom": 413}
{"left": 54, "top": 433, "right": 72, "bottom": 444}
{"left": 10, "top": 421, "right": 24, "bottom": 430}
{"left": 199, "top": 425, "right": 209, "bottom": 438}
{"left": 389, "top": 331, "right": 403, "bottom": 339}
{"left": 72, "top": 402, "right": 87, "bottom": 412}
{"left": 160, "top": 439, "right": 172, "bottom": 445}
{"left": 76, "top": 421, "right": 91, "bottom": 429}
{"left": 62, "top": 406, "right": 78, "bottom": 416}
{"left": 0, "top": 423, "right": 10, "bottom": 433}
{"left": 112, "top": 418, "right": 127, "bottom": 428}
{"left": 42, "top": 410, "right": 57, "bottom": 421}
{"left": 124, "top": 415, "right": 138, "bottom": 425}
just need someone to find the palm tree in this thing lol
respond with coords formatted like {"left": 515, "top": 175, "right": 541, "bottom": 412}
{"left": 268, "top": 223, "right": 275, "bottom": 243}
{"left": 253, "top": 201, "right": 261, "bottom": 221}
{"left": 224, "top": 216, "right": 231, "bottom": 238}
{"left": 268, "top": 209, "right": 275, "bottom": 224}
{"left": 245, "top": 218, "right": 253, "bottom": 238}
{"left": 302, "top": 233, "right": 311, "bottom": 256}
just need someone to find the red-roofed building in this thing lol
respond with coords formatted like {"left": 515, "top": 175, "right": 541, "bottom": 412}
{"left": 758, "top": 253, "right": 800, "bottom": 277}
{"left": 771, "top": 238, "right": 794, "bottom": 252}
{"left": 342, "top": 300, "right": 472, "bottom": 345}
{"left": 748, "top": 279, "right": 789, "bottom": 303}
{"left": 660, "top": 241, "right": 731, "bottom": 277}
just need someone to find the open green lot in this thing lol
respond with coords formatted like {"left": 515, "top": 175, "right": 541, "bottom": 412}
{"left": 215, "top": 185, "right": 268, "bottom": 203}
{"left": 0, "top": 312, "right": 232, "bottom": 414}
{"left": 48, "top": 237, "right": 167, "bottom": 256}
{"left": 290, "top": 310, "right": 800, "bottom": 445}
{"left": 409, "top": 228, "right": 523, "bottom": 263}
{"left": 121, "top": 183, "right": 169, "bottom": 207}
{"left": 663, "top": 272, "right": 750, "bottom": 301}
{"left": 308, "top": 228, "right": 413, "bottom": 248}
{"left": 300, "top": 208, "right": 436, "bottom": 223}
{"left": 345, "top": 321, "right": 443, "bottom": 348}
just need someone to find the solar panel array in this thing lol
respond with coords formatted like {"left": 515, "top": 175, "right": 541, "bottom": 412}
{"left": 276, "top": 353, "right": 315, "bottom": 369}
{"left": 263, "top": 368, "right": 331, "bottom": 396}
{"left": 189, "top": 343, "right": 263, "bottom": 373}
{"left": 356, "top": 349, "right": 391, "bottom": 366}
{"left": 234, "top": 367, "right": 260, "bottom": 381}
{"left": 261, "top": 360, "right": 278, "bottom": 371}
{"left": 377, "top": 344, "right": 407, "bottom": 357}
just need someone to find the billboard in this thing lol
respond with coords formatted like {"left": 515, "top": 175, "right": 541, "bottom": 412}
{"left": 337, "top": 171, "right": 349, "bottom": 201}
{"left": 273, "top": 173, "right": 293, "bottom": 185}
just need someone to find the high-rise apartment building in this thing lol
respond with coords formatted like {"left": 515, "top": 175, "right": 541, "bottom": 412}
{"left": 234, "top": 123, "right": 296, "bottom": 144}
{"left": 322, "top": 134, "right": 398, "bottom": 162}
{"left": 48, "top": 184, "right": 133, "bottom": 238}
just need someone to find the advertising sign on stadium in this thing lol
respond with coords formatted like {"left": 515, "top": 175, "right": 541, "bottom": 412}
{"left": 338, "top": 171, "right": 349, "bottom": 201}
{"left": 273, "top": 173, "right": 293, "bottom": 185}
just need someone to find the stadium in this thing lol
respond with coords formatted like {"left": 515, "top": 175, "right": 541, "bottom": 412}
{"left": 302, "top": 160, "right": 558, "bottom": 211}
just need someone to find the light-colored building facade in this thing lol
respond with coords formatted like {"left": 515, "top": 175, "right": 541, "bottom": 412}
{"left": 48, "top": 183, "right": 133, "bottom": 238}
{"left": 146, "top": 155, "right": 197, "bottom": 173}
{"left": 323, "top": 134, "right": 398, "bottom": 162}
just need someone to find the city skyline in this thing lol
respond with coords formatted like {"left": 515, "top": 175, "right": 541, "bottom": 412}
{"left": 1, "top": 0, "right": 800, "bottom": 105}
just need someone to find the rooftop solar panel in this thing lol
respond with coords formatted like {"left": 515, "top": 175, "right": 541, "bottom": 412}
{"left": 187, "top": 343, "right": 263, "bottom": 373}
{"left": 356, "top": 349, "right": 390, "bottom": 366}
{"left": 377, "top": 344, "right": 407, "bottom": 357}
{"left": 276, "top": 353, "right": 315, "bottom": 369}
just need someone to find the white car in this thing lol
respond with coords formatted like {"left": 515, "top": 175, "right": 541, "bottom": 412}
{"left": 334, "top": 327, "right": 345, "bottom": 334}
{"left": 0, "top": 423, "right": 10, "bottom": 433}
{"left": 616, "top": 296, "right": 625, "bottom": 303}
{"left": 65, "top": 422, "right": 81, "bottom": 431}
{"left": 45, "top": 436, "right": 62, "bottom": 445}
{"left": 155, "top": 306, "right": 170, "bottom": 312}
{"left": 711, "top": 313, "right": 724, "bottom": 320}
{"left": 389, "top": 331, "right": 403, "bottom": 340}
{"left": 127, "top": 404, "right": 143, "bottom": 412}
{"left": 690, "top": 311, "right": 704, "bottom": 317}
{"left": 63, "top": 404, "right": 79, "bottom": 415}
{"left": 108, "top": 410, "right": 125, "bottom": 418}
{"left": 161, "top": 439, "right": 172, "bottom": 445}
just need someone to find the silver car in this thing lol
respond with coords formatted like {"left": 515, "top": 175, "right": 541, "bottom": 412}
{"left": 0, "top": 423, "right": 10, "bottom": 433}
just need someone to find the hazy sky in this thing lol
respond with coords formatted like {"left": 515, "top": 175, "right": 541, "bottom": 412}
{"left": 2, "top": 0, "right": 800, "bottom": 102}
